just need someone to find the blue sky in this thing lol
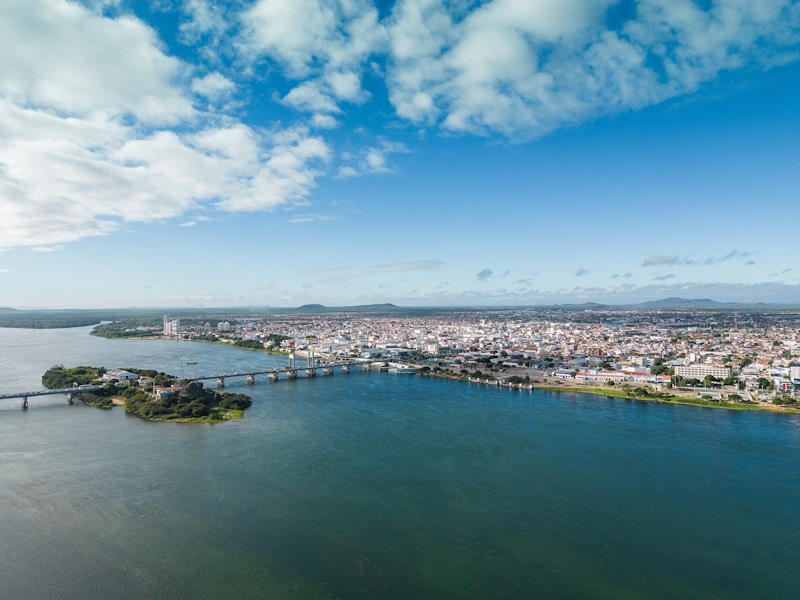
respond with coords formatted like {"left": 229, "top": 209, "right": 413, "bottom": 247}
{"left": 0, "top": 0, "right": 798, "bottom": 308}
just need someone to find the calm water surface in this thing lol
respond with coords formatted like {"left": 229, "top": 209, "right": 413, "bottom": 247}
{"left": 1, "top": 326, "right": 798, "bottom": 599}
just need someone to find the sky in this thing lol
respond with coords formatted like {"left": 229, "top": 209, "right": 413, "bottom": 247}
{"left": 0, "top": 0, "right": 798, "bottom": 309}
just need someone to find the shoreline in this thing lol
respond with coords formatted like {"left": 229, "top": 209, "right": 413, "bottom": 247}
{"left": 418, "top": 371, "right": 800, "bottom": 415}
{"left": 85, "top": 333, "right": 799, "bottom": 416}
{"left": 90, "top": 331, "right": 290, "bottom": 356}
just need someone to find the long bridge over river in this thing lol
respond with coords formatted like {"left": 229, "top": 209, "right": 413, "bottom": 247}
{"left": 0, "top": 355, "right": 373, "bottom": 409}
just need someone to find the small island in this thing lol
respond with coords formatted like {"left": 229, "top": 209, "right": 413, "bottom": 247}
{"left": 42, "top": 365, "right": 251, "bottom": 423}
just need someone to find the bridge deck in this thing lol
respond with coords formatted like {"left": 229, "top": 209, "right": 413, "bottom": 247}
{"left": 1, "top": 361, "right": 368, "bottom": 401}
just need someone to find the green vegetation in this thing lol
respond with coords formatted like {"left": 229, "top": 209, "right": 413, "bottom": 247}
{"left": 534, "top": 385, "right": 792, "bottom": 412}
{"left": 42, "top": 365, "right": 252, "bottom": 422}
{"left": 772, "top": 395, "right": 798, "bottom": 406}
{"left": 122, "top": 381, "right": 251, "bottom": 422}
{"left": 264, "top": 333, "right": 292, "bottom": 346}
{"left": 42, "top": 365, "right": 104, "bottom": 388}
{"left": 91, "top": 321, "right": 161, "bottom": 338}
{"left": 0, "top": 317, "right": 101, "bottom": 329}
{"left": 79, "top": 381, "right": 120, "bottom": 408}
{"left": 234, "top": 339, "right": 265, "bottom": 350}
{"left": 194, "top": 333, "right": 218, "bottom": 342}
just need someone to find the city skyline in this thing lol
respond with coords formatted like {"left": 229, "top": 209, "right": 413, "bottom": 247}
{"left": 1, "top": 0, "right": 798, "bottom": 308}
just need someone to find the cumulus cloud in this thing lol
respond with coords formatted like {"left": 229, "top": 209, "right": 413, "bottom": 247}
{"left": 0, "top": 0, "right": 192, "bottom": 123}
{"left": 575, "top": 268, "right": 590, "bottom": 276}
{"left": 653, "top": 273, "right": 675, "bottom": 281}
{"left": 337, "top": 139, "right": 410, "bottom": 177}
{"left": 191, "top": 72, "right": 235, "bottom": 101}
{"left": 385, "top": 0, "right": 800, "bottom": 139}
{"left": 477, "top": 268, "right": 493, "bottom": 281}
{"left": 242, "top": 0, "right": 386, "bottom": 113}
{"left": 179, "top": 0, "right": 230, "bottom": 46}
{"left": 0, "top": 1, "right": 331, "bottom": 251}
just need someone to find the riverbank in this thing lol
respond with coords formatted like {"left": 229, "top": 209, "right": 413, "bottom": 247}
{"left": 191, "top": 337, "right": 289, "bottom": 356}
{"left": 417, "top": 370, "right": 800, "bottom": 415}
{"left": 91, "top": 328, "right": 291, "bottom": 356}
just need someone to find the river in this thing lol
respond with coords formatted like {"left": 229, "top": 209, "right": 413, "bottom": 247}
{"left": 1, "top": 326, "right": 798, "bottom": 599}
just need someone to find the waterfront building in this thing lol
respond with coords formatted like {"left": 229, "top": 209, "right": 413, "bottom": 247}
{"left": 674, "top": 364, "right": 731, "bottom": 380}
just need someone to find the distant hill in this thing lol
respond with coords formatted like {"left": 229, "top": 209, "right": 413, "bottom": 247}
{"left": 633, "top": 297, "right": 734, "bottom": 308}
{"left": 546, "top": 297, "right": 784, "bottom": 310}
{"left": 0, "top": 307, "right": 19, "bottom": 313}
{"left": 295, "top": 303, "right": 400, "bottom": 313}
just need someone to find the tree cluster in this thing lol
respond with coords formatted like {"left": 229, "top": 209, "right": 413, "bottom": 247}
{"left": 122, "top": 381, "right": 251, "bottom": 421}
{"left": 42, "top": 365, "right": 103, "bottom": 389}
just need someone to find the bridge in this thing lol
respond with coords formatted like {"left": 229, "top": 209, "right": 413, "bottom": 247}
{"left": 189, "top": 357, "right": 370, "bottom": 388}
{"left": 0, "top": 384, "right": 104, "bottom": 408}
{"left": 0, "top": 354, "right": 373, "bottom": 409}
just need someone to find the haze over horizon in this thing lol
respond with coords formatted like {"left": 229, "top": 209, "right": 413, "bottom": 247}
{"left": 1, "top": 0, "right": 798, "bottom": 308}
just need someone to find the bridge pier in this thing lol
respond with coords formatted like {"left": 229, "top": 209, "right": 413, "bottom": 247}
{"left": 286, "top": 370, "right": 297, "bottom": 380}
{"left": 305, "top": 369, "right": 316, "bottom": 378}
{"left": 363, "top": 364, "right": 371, "bottom": 372}
{"left": 246, "top": 374, "right": 256, "bottom": 385}
{"left": 342, "top": 365, "right": 350, "bottom": 374}
{"left": 268, "top": 373, "right": 279, "bottom": 382}
{"left": 322, "top": 367, "right": 333, "bottom": 376}
{"left": 21, "top": 397, "right": 28, "bottom": 410}
{"left": 67, "top": 393, "right": 74, "bottom": 405}
{"left": 216, "top": 377, "right": 225, "bottom": 388}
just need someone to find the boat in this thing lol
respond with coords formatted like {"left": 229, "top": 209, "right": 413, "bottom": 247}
{"left": 392, "top": 367, "right": 416, "bottom": 375}
{"left": 186, "top": 361, "right": 198, "bottom": 365}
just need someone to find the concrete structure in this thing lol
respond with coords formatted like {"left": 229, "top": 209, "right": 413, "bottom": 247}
{"left": 163, "top": 315, "right": 180, "bottom": 337}
{"left": 674, "top": 364, "right": 731, "bottom": 380}
{"left": 103, "top": 369, "right": 139, "bottom": 382}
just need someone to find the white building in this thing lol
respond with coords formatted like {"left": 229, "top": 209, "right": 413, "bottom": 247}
{"left": 103, "top": 369, "right": 139, "bottom": 381}
{"left": 163, "top": 315, "right": 180, "bottom": 336}
{"left": 674, "top": 364, "right": 731, "bottom": 380}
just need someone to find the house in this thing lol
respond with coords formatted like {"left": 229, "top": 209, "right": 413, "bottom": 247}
{"left": 103, "top": 369, "right": 139, "bottom": 382}
{"left": 155, "top": 386, "right": 182, "bottom": 400}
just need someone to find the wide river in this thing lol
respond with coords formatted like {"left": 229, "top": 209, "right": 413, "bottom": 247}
{"left": 1, "top": 326, "right": 798, "bottom": 599}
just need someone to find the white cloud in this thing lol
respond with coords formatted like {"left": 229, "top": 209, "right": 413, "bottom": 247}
{"left": 191, "top": 72, "right": 235, "bottom": 101}
{"left": 0, "top": 0, "right": 193, "bottom": 124}
{"left": 0, "top": 1, "right": 332, "bottom": 251}
{"left": 289, "top": 214, "right": 335, "bottom": 223}
{"left": 337, "top": 139, "right": 410, "bottom": 178}
{"left": 385, "top": 0, "right": 800, "bottom": 138}
{"left": 179, "top": 0, "right": 229, "bottom": 46}
{"left": 242, "top": 0, "right": 385, "bottom": 113}
{"left": 311, "top": 113, "right": 339, "bottom": 129}
{"left": 642, "top": 250, "right": 755, "bottom": 267}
